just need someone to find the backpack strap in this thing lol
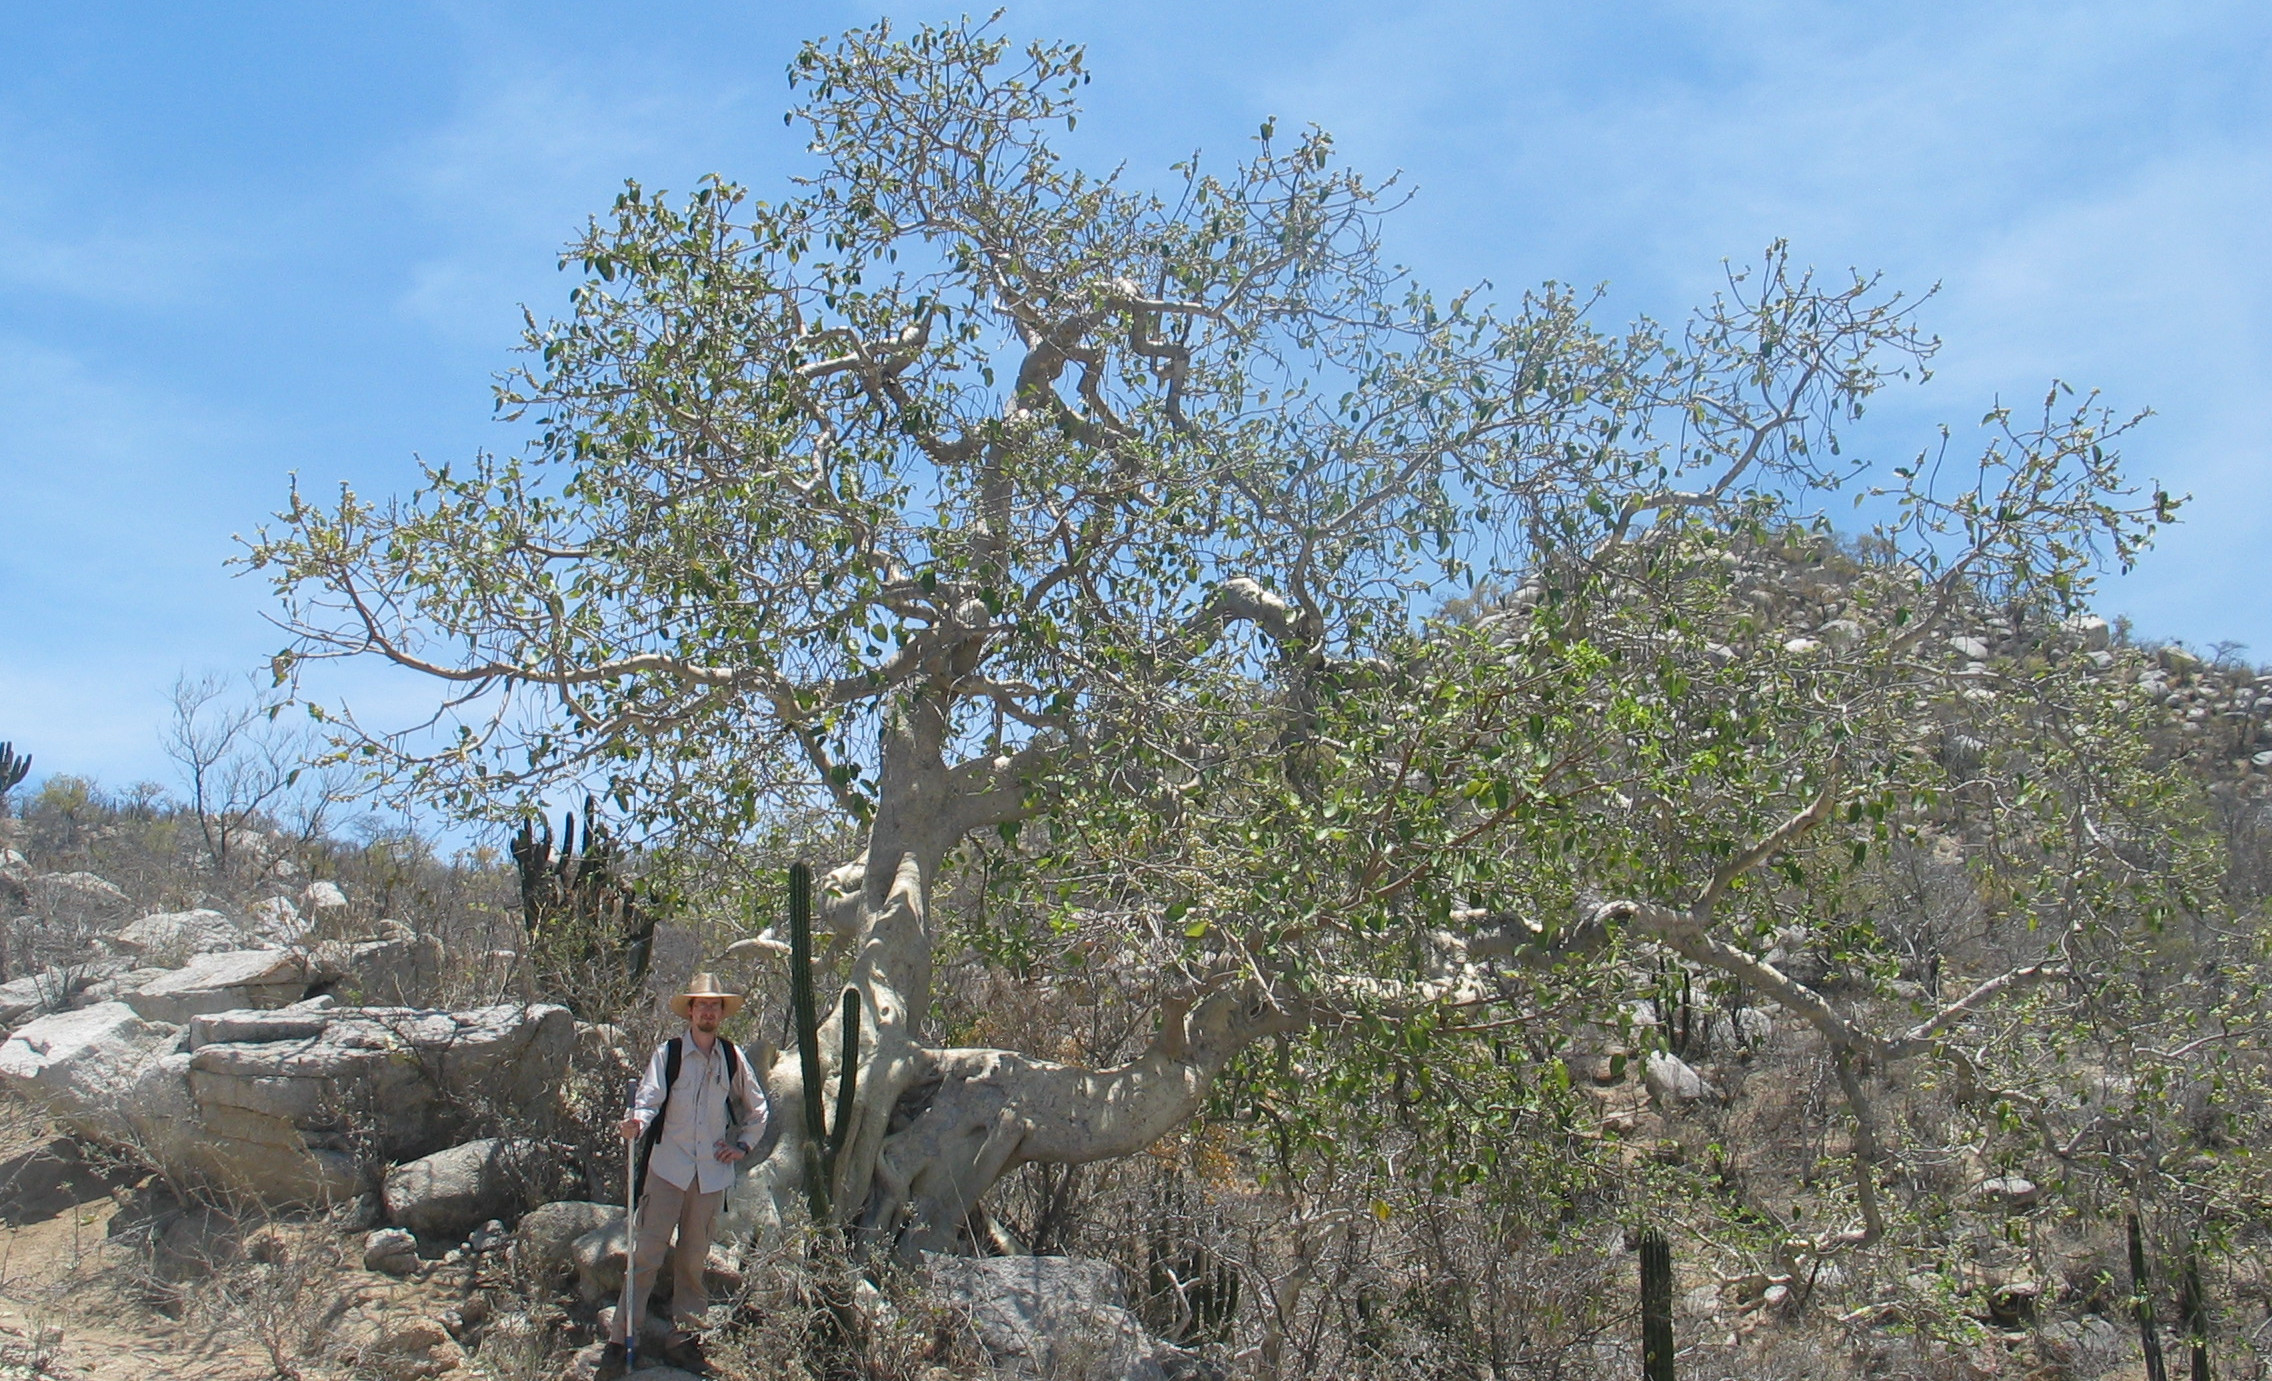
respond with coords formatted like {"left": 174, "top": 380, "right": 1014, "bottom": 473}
{"left": 718, "top": 1039, "right": 750, "bottom": 1131}
{"left": 632, "top": 1038, "right": 682, "bottom": 1205}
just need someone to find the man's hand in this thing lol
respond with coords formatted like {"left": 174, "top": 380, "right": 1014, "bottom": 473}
{"left": 618, "top": 1117, "right": 643, "bottom": 1141}
{"left": 714, "top": 1142, "right": 748, "bottom": 1164}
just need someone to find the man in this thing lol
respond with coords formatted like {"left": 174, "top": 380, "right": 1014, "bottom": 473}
{"left": 601, "top": 973, "right": 767, "bottom": 1377}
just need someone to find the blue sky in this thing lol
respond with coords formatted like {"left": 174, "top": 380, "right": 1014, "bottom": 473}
{"left": 3, "top": 0, "right": 2268, "bottom": 801}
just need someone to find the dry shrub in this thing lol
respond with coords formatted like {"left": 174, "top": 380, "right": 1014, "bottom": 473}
{"left": 0, "top": 1314, "right": 65, "bottom": 1376}
{"left": 700, "top": 1240, "right": 989, "bottom": 1381}
{"left": 200, "top": 1226, "right": 354, "bottom": 1380}
{"left": 464, "top": 1305, "right": 576, "bottom": 1381}
{"left": 96, "top": 1180, "right": 361, "bottom": 1380}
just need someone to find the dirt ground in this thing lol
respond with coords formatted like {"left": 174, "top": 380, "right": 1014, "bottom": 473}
{"left": 0, "top": 1095, "right": 2210, "bottom": 1381}
{"left": 0, "top": 1128, "right": 274, "bottom": 1381}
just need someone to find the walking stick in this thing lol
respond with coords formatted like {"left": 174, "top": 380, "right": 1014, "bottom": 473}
{"left": 622, "top": 1079, "right": 642, "bottom": 1373}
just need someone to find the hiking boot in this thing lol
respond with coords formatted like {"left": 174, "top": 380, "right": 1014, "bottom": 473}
{"left": 661, "top": 1331, "right": 709, "bottom": 1374}
{"left": 592, "top": 1342, "right": 629, "bottom": 1381}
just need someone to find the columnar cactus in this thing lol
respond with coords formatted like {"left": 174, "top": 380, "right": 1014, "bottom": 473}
{"left": 783, "top": 862, "right": 869, "bottom": 1225}
{"left": 509, "top": 797, "right": 656, "bottom": 1000}
{"left": 2130, "top": 1212, "right": 2169, "bottom": 1381}
{"left": 2178, "top": 1248, "right": 2210, "bottom": 1381}
{"left": 828, "top": 984, "right": 862, "bottom": 1177}
{"left": 0, "top": 741, "right": 30, "bottom": 817}
{"left": 1143, "top": 1176, "right": 1241, "bottom": 1345}
{"left": 1654, "top": 959, "right": 1701, "bottom": 1058}
{"left": 787, "top": 861, "right": 831, "bottom": 1221}
{"left": 1639, "top": 1229, "right": 1674, "bottom": 1381}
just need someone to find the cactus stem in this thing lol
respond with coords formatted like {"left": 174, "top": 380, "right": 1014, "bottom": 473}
{"left": 827, "top": 985, "right": 862, "bottom": 1196}
{"left": 787, "top": 862, "right": 832, "bottom": 1222}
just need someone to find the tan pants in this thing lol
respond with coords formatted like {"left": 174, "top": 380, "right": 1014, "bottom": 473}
{"left": 609, "top": 1169, "right": 723, "bottom": 1341}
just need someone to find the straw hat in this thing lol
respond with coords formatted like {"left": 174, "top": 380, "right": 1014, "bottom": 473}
{"left": 670, "top": 972, "right": 745, "bottom": 1018}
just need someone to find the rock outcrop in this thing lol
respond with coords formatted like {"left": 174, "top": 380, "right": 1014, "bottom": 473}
{"left": 364, "top": 1226, "right": 420, "bottom": 1275}
{"left": 316, "top": 927, "right": 446, "bottom": 1007}
{"left": 1642, "top": 1051, "right": 1717, "bottom": 1106}
{"left": 0, "top": 1000, "right": 573, "bottom": 1205}
{"left": 0, "top": 966, "right": 120, "bottom": 1026}
{"left": 925, "top": 1254, "right": 1170, "bottom": 1381}
{"left": 0, "top": 846, "right": 33, "bottom": 912}
{"left": 112, "top": 909, "right": 250, "bottom": 960}
{"left": 0, "top": 1001, "right": 172, "bottom": 1126}
{"left": 246, "top": 896, "right": 307, "bottom": 946}
{"left": 512, "top": 1199, "right": 620, "bottom": 1289}
{"left": 122, "top": 948, "right": 331, "bottom": 1024}
{"left": 27, "top": 871, "right": 132, "bottom": 928}
{"left": 384, "top": 1138, "right": 553, "bottom": 1240}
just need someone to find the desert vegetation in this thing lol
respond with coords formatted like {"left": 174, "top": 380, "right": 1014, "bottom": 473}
{"left": 3, "top": 16, "right": 2270, "bottom": 1381}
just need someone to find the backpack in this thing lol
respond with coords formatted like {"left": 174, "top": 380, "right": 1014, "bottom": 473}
{"left": 633, "top": 1037, "right": 749, "bottom": 1204}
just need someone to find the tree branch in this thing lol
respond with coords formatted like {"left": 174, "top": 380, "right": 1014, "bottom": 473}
{"left": 1187, "top": 577, "right": 1300, "bottom": 646}
{"left": 1880, "top": 961, "right": 2066, "bottom": 1060}
{"left": 944, "top": 740, "right": 1062, "bottom": 836}
{"left": 1601, "top": 900, "right": 1870, "bottom": 1055}
{"left": 1696, "top": 771, "right": 1840, "bottom": 918}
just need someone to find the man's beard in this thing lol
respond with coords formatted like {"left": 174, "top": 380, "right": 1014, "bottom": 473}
{"left": 693, "top": 1011, "right": 721, "bottom": 1032}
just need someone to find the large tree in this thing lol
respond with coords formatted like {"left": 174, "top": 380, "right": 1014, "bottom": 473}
{"left": 249, "top": 19, "right": 2168, "bottom": 1254}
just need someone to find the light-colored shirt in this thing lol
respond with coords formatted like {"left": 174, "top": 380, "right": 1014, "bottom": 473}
{"left": 629, "top": 1028, "right": 768, "bottom": 1194}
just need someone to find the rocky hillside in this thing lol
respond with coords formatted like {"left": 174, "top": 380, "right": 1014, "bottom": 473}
{"left": 0, "top": 550, "right": 2265, "bottom": 1380}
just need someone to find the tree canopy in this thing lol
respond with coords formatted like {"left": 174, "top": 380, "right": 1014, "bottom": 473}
{"left": 246, "top": 16, "right": 2204, "bottom": 1269}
